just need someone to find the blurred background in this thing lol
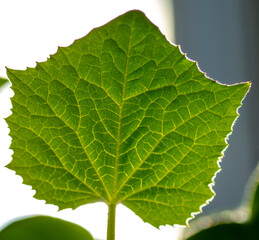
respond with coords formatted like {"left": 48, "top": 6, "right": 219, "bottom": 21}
{"left": 0, "top": 0, "right": 258, "bottom": 239}
{"left": 173, "top": 0, "right": 259, "bottom": 214}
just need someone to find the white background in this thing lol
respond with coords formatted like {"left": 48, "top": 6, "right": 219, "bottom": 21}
{"left": 0, "top": 1, "right": 182, "bottom": 240}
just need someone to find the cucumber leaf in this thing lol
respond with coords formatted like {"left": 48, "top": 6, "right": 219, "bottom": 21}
{"left": 6, "top": 10, "right": 250, "bottom": 228}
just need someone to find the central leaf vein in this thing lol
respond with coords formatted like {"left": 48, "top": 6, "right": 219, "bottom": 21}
{"left": 112, "top": 15, "right": 134, "bottom": 203}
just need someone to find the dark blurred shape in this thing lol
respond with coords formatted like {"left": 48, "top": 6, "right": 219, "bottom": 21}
{"left": 183, "top": 164, "right": 259, "bottom": 240}
{"left": 187, "top": 223, "right": 247, "bottom": 240}
{"left": 0, "top": 215, "right": 94, "bottom": 240}
{"left": 172, "top": 0, "right": 259, "bottom": 212}
{"left": 249, "top": 172, "right": 259, "bottom": 230}
{"left": 251, "top": 186, "right": 259, "bottom": 219}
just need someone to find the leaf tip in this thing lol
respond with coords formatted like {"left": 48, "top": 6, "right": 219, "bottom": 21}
{"left": 5, "top": 66, "right": 12, "bottom": 76}
{"left": 124, "top": 9, "right": 145, "bottom": 16}
{"left": 245, "top": 81, "right": 251, "bottom": 91}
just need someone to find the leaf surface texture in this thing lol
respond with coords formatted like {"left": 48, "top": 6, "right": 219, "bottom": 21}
{"left": 6, "top": 10, "right": 250, "bottom": 227}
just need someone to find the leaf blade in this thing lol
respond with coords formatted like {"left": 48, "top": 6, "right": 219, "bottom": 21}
{"left": 6, "top": 10, "right": 250, "bottom": 227}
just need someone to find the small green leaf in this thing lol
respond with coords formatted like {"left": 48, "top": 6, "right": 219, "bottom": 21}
{"left": 6, "top": 10, "right": 250, "bottom": 228}
{"left": 0, "top": 77, "right": 8, "bottom": 89}
{"left": 0, "top": 216, "right": 94, "bottom": 240}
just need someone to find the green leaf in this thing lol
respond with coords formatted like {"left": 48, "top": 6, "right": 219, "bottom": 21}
{"left": 6, "top": 10, "right": 250, "bottom": 228}
{"left": 184, "top": 165, "right": 259, "bottom": 240}
{"left": 0, "top": 216, "right": 94, "bottom": 240}
{"left": 0, "top": 77, "right": 8, "bottom": 89}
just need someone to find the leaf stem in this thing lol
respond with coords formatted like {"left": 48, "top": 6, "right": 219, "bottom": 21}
{"left": 107, "top": 203, "right": 116, "bottom": 240}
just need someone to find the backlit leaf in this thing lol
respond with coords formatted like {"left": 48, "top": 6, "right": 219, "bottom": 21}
{"left": 6, "top": 10, "right": 250, "bottom": 228}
